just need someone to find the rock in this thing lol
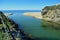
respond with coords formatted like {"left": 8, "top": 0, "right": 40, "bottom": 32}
{"left": 42, "top": 4, "right": 60, "bottom": 23}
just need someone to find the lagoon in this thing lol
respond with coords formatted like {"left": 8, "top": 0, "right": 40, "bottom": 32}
{"left": 3, "top": 10, "right": 60, "bottom": 40}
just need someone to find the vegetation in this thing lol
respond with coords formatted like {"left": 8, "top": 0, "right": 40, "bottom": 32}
{"left": 41, "top": 4, "right": 60, "bottom": 23}
{"left": 0, "top": 11, "right": 33, "bottom": 40}
{"left": 42, "top": 4, "right": 60, "bottom": 15}
{"left": 42, "top": 4, "right": 60, "bottom": 10}
{"left": 42, "top": 19, "right": 60, "bottom": 30}
{"left": 41, "top": 4, "right": 60, "bottom": 30}
{"left": 0, "top": 11, "right": 20, "bottom": 40}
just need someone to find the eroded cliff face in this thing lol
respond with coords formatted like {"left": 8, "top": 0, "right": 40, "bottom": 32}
{"left": 42, "top": 4, "right": 60, "bottom": 23}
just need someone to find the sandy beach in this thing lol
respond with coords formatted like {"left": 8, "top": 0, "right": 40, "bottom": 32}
{"left": 23, "top": 12, "right": 42, "bottom": 19}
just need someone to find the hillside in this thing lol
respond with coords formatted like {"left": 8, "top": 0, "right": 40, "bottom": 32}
{"left": 42, "top": 4, "right": 60, "bottom": 23}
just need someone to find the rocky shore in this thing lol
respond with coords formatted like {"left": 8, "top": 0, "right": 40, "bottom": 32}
{"left": 41, "top": 4, "right": 60, "bottom": 30}
{"left": 0, "top": 11, "right": 33, "bottom": 40}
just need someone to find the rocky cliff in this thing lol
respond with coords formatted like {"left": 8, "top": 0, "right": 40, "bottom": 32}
{"left": 42, "top": 4, "right": 60, "bottom": 23}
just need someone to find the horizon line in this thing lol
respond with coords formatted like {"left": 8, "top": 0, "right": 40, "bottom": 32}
{"left": 0, "top": 9, "right": 41, "bottom": 10}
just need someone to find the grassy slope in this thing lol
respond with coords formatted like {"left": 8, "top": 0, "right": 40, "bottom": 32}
{"left": 41, "top": 4, "right": 60, "bottom": 31}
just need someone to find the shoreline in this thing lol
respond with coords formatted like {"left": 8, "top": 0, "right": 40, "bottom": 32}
{"left": 6, "top": 14, "right": 34, "bottom": 40}
{"left": 23, "top": 12, "right": 43, "bottom": 19}
{"left": 0, "top": 11, "right": 33, "bottom": 40}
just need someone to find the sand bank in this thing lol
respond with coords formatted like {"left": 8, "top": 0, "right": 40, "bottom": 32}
{"left": 23, "top": 12, "right": 42, "bottom": 19}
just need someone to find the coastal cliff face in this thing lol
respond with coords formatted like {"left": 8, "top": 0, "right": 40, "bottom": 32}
{"left": 42, "top": 4, "right": 60, "bottom": 23}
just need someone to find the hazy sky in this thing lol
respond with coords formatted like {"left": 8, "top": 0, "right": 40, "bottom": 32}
{"left": 0, "top": 0, "right": 60, "bottom": 10}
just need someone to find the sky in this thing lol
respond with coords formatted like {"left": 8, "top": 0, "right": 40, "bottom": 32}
{"left": 0, "top": 0, "right": 60, "bottom": 10}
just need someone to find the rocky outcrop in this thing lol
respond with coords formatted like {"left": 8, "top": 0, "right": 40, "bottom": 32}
{"left": 0, "top": 11, "right": 34, "bottom": 40}
{"left": 42, "top": 4, "right": 60, "bottom": 23}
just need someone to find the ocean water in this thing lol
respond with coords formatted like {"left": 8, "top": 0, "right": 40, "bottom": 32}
{"left": 2, "top": 10, "right": 60, "bottom": 40}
